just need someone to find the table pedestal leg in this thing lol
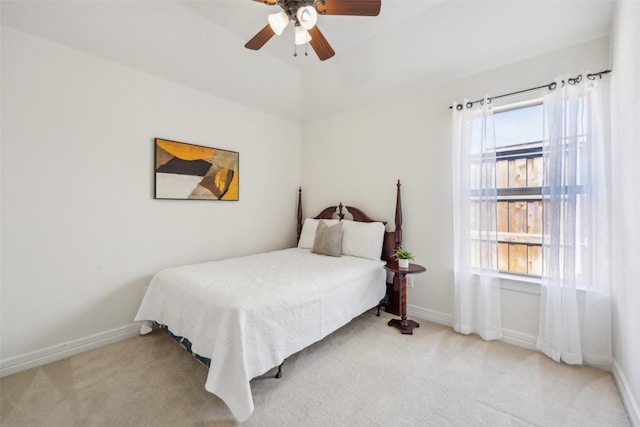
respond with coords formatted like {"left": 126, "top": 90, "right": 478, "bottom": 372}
{"left": 388, "top": 317, "right": 420, "bottom": 335}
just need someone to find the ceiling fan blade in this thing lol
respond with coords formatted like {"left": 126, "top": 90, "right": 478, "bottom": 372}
{"left": 245, "top": 24, "right": 276, "bottom": 50}
{"left": 316, "top": 0, "right": 381, "bottom": 16}
{"left": 308, "top": 26, "right": 335, "bottom": 61}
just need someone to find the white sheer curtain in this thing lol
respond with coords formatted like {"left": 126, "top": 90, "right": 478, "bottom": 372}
{"left": 451, "top": 99, "right": 502, "bottom": 341}
{"left": 536, "top": 75, "right": 612, "bottom": 366}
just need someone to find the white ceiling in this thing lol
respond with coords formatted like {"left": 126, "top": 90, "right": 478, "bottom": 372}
{"left": 1, "top": 0, "right": 614, "bottom": 122}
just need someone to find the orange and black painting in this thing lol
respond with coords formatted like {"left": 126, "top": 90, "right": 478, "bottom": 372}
{"left": 154, "top": 138, "right": 239, "bottom": 200}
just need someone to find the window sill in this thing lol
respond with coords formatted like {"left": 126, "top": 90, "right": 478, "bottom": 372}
{"left": 498, "top": 273, "right": 541, "bottom": 295}
{"left": 495, "top": 273, "right": 596, "bottom": 298}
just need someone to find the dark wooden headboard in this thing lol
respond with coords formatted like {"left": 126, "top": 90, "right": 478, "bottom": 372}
{"left": 295, "top": 180, "right": 403, "bottom": 263}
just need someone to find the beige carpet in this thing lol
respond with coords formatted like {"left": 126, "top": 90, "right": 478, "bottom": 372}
{"left": 0, "top": 310, "right": 631, "bottom": 426}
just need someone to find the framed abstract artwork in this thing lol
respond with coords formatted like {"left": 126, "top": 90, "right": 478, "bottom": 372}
{"left": 154, "top": 138, "right": 239, "bottom": 200}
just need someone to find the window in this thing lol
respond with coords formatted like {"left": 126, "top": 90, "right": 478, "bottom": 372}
{"left": 470, "top": 97, "right": 594, "bottom": 280}
{"left": 470, "top": 101, "right": 545, "bottom": 277}
{"left": 495, "top": 102, "right": 543, "bottom": 276}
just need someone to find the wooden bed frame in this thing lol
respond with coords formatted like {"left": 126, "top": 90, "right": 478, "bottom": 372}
{"left": 295, "top": 180, "right": 404, "bottom": 316}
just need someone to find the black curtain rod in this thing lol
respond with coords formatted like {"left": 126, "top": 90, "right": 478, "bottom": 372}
{"left": 449, "top": 69, "right": 611, "bottom": 110}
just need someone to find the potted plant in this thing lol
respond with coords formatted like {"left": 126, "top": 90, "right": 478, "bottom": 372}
{"left": 393, "top": 247, "right": 414, "bottom": 269}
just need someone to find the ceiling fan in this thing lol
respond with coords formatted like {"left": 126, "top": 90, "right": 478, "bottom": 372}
{"left": 245, "top": 0, "right": 381, "bottom": 61}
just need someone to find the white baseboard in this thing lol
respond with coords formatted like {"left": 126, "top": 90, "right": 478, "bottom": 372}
{"left": 0, "top": 323, "right": 141, "bottom": 378}
{"left": 500, "top": 327, "right": 538, "bottom": 350}
{"left": 407, "top": 304, "right": 538, "bottom": 350}
{"left": 407, "top": 304, "right": 452, "bottom": 326}
{"left": 613, "top": 360, "right": 640, "bottom": 427}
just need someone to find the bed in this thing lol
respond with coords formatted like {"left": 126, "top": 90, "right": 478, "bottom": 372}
{"left": 134, "top": 181, "right": 404, "bottom": 421}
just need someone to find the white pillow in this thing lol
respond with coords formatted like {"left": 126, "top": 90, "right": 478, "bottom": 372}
{"left": 298, "top": 218, "right": 340, "bottom": 249}
{"left": 341, "top": 220, "right": 385, "bottom": 260}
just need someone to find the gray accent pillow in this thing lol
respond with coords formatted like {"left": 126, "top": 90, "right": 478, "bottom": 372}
{"left": 312, "top": 220, "right": 343, "bottom": 257}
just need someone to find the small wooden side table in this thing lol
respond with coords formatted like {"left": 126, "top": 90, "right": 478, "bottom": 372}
{"left": 384, "top": 261, "right": 426, "bottom": 335}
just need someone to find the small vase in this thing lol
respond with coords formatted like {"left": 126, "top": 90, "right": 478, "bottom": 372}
{"left": 398, "top": 258, "right": 409, "bottom": 269}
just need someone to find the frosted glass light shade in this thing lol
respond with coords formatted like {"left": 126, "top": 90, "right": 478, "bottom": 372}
{"left": 296, "top": 6, "right": 318, "bottom": 30}
{"left": 268, "top": 11, "right": 289, "bottom": 35}
{"left": 294, "top": 26, "right": 312, "bottom": 45}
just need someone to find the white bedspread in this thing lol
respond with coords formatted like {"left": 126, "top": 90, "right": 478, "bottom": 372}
{"left": 134, "top": 247, "right": 386, "bottom": 421}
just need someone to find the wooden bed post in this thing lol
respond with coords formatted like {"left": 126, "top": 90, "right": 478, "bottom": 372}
{"left": 382, "top": 180, "right": 404, "bottom": 317}
{"left": 395, "top": 180, "right": 402, "bottom": 249}
{"left": 296, "top": 187, "right": 303, "bottom": 243}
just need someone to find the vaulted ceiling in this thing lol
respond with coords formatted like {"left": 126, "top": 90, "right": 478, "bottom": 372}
{"left": 1, "top": 0, "right": 614, "bottom": 122}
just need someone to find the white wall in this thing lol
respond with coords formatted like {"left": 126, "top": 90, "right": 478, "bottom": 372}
{"left": 611, "top": 1, "right": 640, "bottom": 425}
{"left": 0, "top": 27, "right": 301, "bottom": 369}
{"left": 302, "top": 37, "right": 610, "bottom": 347}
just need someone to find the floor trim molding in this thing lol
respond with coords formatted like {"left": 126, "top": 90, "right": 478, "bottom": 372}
{"left": 500, "top": 327, "right": 537, "bottom": 350}
{"left": 407, "top": 304, "right": 451, "bottom": 327}
{"left": 0, "top": 323, "right": 141, "bottom": 378}
{"left": 612, "top": 360, "right": 640, "bottom": 427}
{"left": 407, "top": 304, "right": 537, "bottom": 350}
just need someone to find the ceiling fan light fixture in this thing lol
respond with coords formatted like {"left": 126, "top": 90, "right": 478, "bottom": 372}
{"left": 296, "top": 5, "right": 318, "bottom": 30}
{"left": 294, "top": 26, "right": 312, "bottom": 45}
{"left": 268, "top": 11, "right": 289, "bottom": 35}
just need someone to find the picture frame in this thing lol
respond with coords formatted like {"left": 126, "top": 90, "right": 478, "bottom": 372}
{"left": 154, "top": 138, "right": 239, "bottom": 200}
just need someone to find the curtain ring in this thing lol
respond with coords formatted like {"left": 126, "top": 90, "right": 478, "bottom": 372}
{"left": 456, "top": 104, "right": 463, "bottom": 110}
{"left": 568, "top": 74, "right": 582, "bottom": 85}
{"left": 548, "top": 82, "right": 557, "bottom": 90}
{"left": 466, "top": 101, "right": 473, "bottom": 109}
{"left": 587, "top": 73, "right": 596, "bottom": 80}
